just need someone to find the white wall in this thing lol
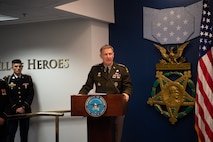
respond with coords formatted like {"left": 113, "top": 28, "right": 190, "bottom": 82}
{"left": 0, "top": 18, "right": 109, "bottom": 142}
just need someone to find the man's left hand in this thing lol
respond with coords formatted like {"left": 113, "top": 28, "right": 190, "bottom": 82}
{"left": 123, "top": 93, "right": 129, "bottom": 102}
{"left": 16, "top": 107, "right": 25, "bottom": 114}
{"left": 0, "top": 117, "right": 5, "bottom": 125}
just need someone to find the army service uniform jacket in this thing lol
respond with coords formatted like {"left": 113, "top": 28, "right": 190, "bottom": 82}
{"left": 0, "top": 79, "right": 9, "bottom": 137}
{"left": 0, "top": 79, "right": 9, "bottom": 119}
{"left": 79, "top": 62, "right": 132, "bottom": 96}
{"left": 4, "top": 74, "right": 34, "bottom": 114}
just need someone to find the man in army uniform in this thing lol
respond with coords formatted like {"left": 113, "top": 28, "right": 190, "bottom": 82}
{"left": 0, "top": 79, "right": 9, "bottom": 142}
{"left": 78, "top": 44, "right": 133, "bottom": 142}
{"left": 4, "top": 59, "right": 34, "bottom": 142}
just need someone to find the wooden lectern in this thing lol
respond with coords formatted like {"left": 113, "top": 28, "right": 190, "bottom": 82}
{"left": 71, "top": 94, "right": 127, "bottom": 142}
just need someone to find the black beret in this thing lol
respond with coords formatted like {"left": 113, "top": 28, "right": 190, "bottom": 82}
{"left": 12, "top": 59, "right": 23, "bottom": 64}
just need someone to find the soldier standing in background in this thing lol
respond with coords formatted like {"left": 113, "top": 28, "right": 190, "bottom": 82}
{"left": 0, "top": 79, "right": 9, "bottom": 142}
{"left": 4, "top": 59, "right": 34, "bottom": 142}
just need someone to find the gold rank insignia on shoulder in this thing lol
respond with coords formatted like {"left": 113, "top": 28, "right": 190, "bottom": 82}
{"left": 147, "top": 42, "right": 195, "bottom": 124}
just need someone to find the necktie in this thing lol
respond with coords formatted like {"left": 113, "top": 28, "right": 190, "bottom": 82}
{"left": 105, "top": 67, "right": 109, "bottom": 73}
{"left": 106, "top": 67, "right": 109, "bottom": 73}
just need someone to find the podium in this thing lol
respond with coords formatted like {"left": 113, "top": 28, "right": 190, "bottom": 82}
{"left": 71, "top": 94, "right": 127, "bottom": 142}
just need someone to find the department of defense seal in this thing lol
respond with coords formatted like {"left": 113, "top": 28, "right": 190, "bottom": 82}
{"left": 85, "top": 96, "right": 107, "bottom": 117}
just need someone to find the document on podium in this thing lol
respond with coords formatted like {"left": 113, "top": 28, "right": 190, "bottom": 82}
{"left": 88, "top": 93, "right": 107, "bottom": 95}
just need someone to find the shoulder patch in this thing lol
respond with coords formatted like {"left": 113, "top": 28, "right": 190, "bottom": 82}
{"left": 118, "top": 63, "right": 126, "bottom": 67}
{"left": 117, "top": 63, "right": 129, "bottom": 72}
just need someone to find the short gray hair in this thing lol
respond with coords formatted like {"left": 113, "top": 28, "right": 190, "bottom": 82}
{"left": 100, "top": 44, "right": 114, "bottom": 53}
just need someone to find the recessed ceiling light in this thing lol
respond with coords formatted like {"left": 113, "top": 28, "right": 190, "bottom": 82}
{"left": 0, "top": 14, "right": 19, "bottom": 21}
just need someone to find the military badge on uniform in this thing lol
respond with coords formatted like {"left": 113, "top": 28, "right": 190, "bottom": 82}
{"left": 97, "top": 82, "right": 101, "bottom": 86}
{"left": 9, "top": 82, "right": 16, "bottom": 89}
{"left": 112, "top": 70, "right": 121, "bottom": 79}
{"left": 97, "top": 72, "right": 101, "bottom": 77}
{"left": 22, "top": 83, "right": 29, "bottom": 89}
{"left": 112, "top": 73, "right": 121, "bottom": 79}
{"left": 114, "top": 82, "right": 118, "bottom": 87}
{"left": 85, "top": 96, "right": 107, "bottom": 117}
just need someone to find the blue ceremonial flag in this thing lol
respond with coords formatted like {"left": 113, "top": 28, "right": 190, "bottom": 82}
{"left": 195, "top": 0, "right": 213, "bottom": 142}
{"left": 143, "top": 1, "right": 202, "bottom": 45}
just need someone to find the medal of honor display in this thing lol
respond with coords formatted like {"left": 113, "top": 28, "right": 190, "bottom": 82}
{"left": 147, "top": 42, "right": 195, "bottom": 124}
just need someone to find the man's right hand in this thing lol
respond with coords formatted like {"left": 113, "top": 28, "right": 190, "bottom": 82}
{"left": 16, "top": 107, "right": 25, "bottom": 114}
{"left": 0, "top": 117, "right": 5, "bottom": 125}
{"left": 75, "top": 94, "right": 83, "bottom": 96}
